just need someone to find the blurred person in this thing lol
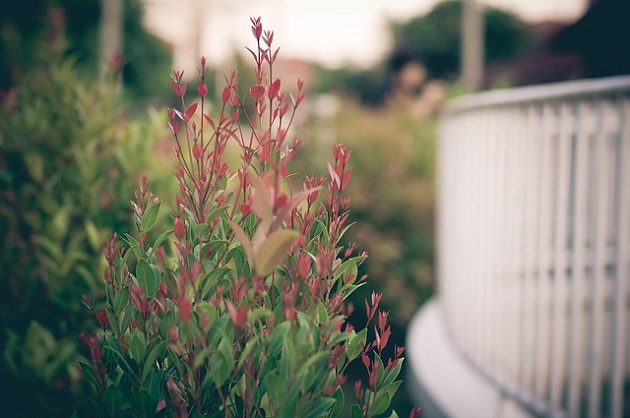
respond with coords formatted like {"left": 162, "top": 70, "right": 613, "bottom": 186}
{"left": 387, "top": 51, "right": 446, "bottom": 118}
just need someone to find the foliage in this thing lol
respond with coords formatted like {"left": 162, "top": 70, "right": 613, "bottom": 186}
{"left": 0, "top": 18, "right": 173, "bottom": 416}
{"left": 79, "top": 18, "right": 420, "bottom": 418}
{"left": 389, "top": 0, "right": 533, "bottom": 79}
{"left": 294, "top": 101, "right": 437, "bottom": 330}
{"left": 0, "top": 0, "right": 172, "bottom": 98}
{"left": 312, "top": 64, "right": 388, "bottom": 106}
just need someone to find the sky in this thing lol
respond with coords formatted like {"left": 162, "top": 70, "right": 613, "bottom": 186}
{"left": 143, "top": 0, "right": 589, "bottom": 71}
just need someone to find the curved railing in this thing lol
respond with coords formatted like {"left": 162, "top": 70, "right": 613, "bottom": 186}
{"left": 439, "top": 76, "right": 630, "bottom": 418}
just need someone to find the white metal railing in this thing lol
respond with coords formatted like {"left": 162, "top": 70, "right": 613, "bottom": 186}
{"left": 439, "top": 76, "right": 630, "bottom": 418}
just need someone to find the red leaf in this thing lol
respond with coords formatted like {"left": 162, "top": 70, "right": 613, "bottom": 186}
{"left": 174, "top": 217, "right": 185, "bottom": 239}
{"left": 279, "top": 103, "right": 289, "bottom": 117}
{"left": 327, "top": 162, "right": 340, "bottom": 189}
{"left": 185, "top": 103, "right": 198, "bottom": 121}
{"left": 272, "top": 47, "right": 281, "bottom": 63}
{"left": 342, "top": 167, "right": 353, "bottom": 190}
{"left": 170, "top": 81, "right": 181, "bottom": 96}
{"left": 168, "top": 121, "right": 179, "bottom": 135}
{"left": 245, "top": 46, "right": 257, "bottom": 62}
{"left": 249, "top": 84, "right": 265, "bottom": 102}
{"left": 268, "top": 78, "right": 281, "bottom": 99}
{"left": 197, "top": 82, "right": 208, "bottom": 97}
{"left": 203, "top": 114, "right": 216, "bottom": 130}
{"left": 193, "top": 144, "right": 202, "bottom": 160}
{"left": 226, "top": 300, "right": 248, "bottom": 330}
{"left": 296, "top": 93, "right": 305, "bottom": 107}
{"left": 170, "top": 82, "right": 187, "bottom": 97}
{"left": 222, "top": 86, "right": 231, "bottom": 104}
{"left": 177, "top": 298, "right": 192, "bottom": 323}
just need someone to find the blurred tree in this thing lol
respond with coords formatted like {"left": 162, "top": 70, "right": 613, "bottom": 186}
{"left": 389, "top": 0, "right": 533, "bottom": 79}
{"left": 311, "top": 64, "right": 388, "bottom": 106}
{"left": 0, "top": 0, "right": 171, "bottom": 98}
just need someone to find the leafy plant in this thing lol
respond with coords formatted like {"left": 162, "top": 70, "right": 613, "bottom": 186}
{"left": 79, "top": 17, "right": 420, "bottom": 418}
{"left": 0, "top": 12, "right": 173, "bottom": 416}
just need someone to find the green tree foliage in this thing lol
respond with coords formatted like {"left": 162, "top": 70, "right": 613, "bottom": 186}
{"left": 389, "top": 0, "right": 533, "bottom": 79}
{"left": 0, "top": 0, "right": 172, "bottom": 98}
{"left": 0, "top": 23, "right": 173, "bottom": 416}
{"left": 312, "top": 64, "right": 388, "bottom": 106}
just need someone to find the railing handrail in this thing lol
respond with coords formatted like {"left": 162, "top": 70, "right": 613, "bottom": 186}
{"left": 445, "top": 75, "right": 630, "bottom": 115}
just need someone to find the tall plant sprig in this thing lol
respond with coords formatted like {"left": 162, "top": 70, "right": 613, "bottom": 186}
{"left": 79, "top": 17, "right": 420, "bottom": 418}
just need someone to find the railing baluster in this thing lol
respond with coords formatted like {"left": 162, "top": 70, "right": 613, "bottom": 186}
{"left": 432, "top": 76, "right": 630, "bottom": 418}
{"left": 568, "top": 100, "right": 595, "bottom": 418}
{"left": 610, "top": 97, "right": 630, "bottom": 418}
{"left": 549, "top": 102, "right": 573, "bottom": 413}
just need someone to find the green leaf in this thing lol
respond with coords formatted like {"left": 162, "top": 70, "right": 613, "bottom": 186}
{"left": 137, "top": 388, "right": 157, "bottom": 418}
{"left": 122, "top": 233, "right": 142, "bottom": 258}
{"left": 304, "top": 397, "right": 335, "bottom": 418}
{"left": 142, "top": 341, "right": 166, "bottom": 380}
{"left": 296, "top": 352, "right": 328, "bottom": 383}
{"left": 130, "top": 333, "right": 147, "bottom": 362}
{"left": 333, "top": 255, "right": 367, "bottom": 283}
{"left": 248, "top": 307, "right": 273, "bottom": 323}
{"left": 200, "top": 267, "right": 232, "bottom": 299}
{"left": 23, "top": 152, "right": 44, "bottom": 182}
{"left": 85, "top": 220, "right": 104, "bottom": 250}
{"left": 136, "top": 259, "right": 158, "bottom": 296}
{"left": 330, "top": 386, "right": 345, "bottom": 417}
{"left": 142, "top": 202, "right": 161, "bottom": 232}
{"left": 193, "top": 347, "right": 212, "bottom": 369}
{"left": 382, "top": 358, "right": 404, "bottom": 387}
{"left": 370, "top": 390, "right": 391, "bottom": 416}
{"left": 33, "top": 235, "right": 63, "bottom": 259}
{"left": 212, "top": 351, "right": 231, "bottom": 388}
{"left": 228, "top": 220, "right": 255, "bottom": 269}
{"left": 264, "top": 372, "right": 287, "bottom": 411}
{"left": 105, "top": 384, "right": 125, "bottom": 415}
{"left": 79, "top": 361, "right": 103, "bottom": 396}
{"left": 268, "top": 321, "right": 290, "bottom": 356}
{"left": 255, "top": 229, "right": 299, "bottom": 275}
{"left": 86, "top": 398, "right": 108, "bottom": 418}
{"left": 351, "top": 404, "right": 363, "bottom": 418}
{"left": 211, "top": 332, "right": 234, "bottom": 388}
{"left": 383, "top": 381, "right": 402, "bottom": 401}
{"left": 374, "top": 352, "right": 385, "bottom": 387}
{"left": 346, "top": 328, "right": 367, "bottom": 361}
{"left": 120, "top": 304, "right": 134, "bottom": 335}
{"left": 113, "top": 286, "right": 130, "bottom": 317}
{"left": 149, "top": 228, "right": 173, "bottom": 255}
{"left": 237, "top": 338, "right": 260, "bottom": 369}
{"left": 388, "top": 410, "right": 400, "bottom": 418}
{"left": 317, "top": 300, "right": 328, "bottom": 325}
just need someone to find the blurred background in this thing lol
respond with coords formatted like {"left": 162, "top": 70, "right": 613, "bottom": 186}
{"left": 4, "top": 0, "right": 628, "bottom": 416}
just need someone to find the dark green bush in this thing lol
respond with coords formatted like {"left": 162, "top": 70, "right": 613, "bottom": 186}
{"left": 0, "top": 27, "right": 173, "bottom": 416}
